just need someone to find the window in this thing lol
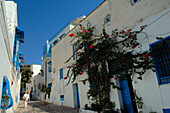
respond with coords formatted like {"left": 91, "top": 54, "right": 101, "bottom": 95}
{"left": 150, "top": 36, "right": 170, "bottom": 85}
{"left": 48, "top": 83, "right": 52, "bottom": 87}
{"left": 38, "top": 83, "right": 41, "bottom": 89}
{"left": 104, "top": 14, "right": 111, "bottom": 25}
{"left": 53, "top": 39, "right": 58, "bottom": 45}
{"left": 60, "top": 68, "right": 63, "bottom": 79}
{"left": 60, "top": 95, "right": 64, "bottom": 101}
{"left": 131, "top": 0, "right": 139, "bottom": 5}
{"left": 59, "top": 33, "right": 65, "bottom": 39}
{"left": 48, "top": 61, "right": 52, "bottom": 72}
{"left": 72, "top": 44, "right": 78, "bottom": 60}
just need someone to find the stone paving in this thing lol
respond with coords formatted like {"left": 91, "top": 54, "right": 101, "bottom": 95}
{"left": 14, "top": 100, "right": 78, "bottom": 113}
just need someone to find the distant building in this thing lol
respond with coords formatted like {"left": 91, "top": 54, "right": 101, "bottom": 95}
{"left": 0, "top": 0, "right": 24, "bottom": 112}
{"left": 26, "top": 64, "right": 41, "bottom": 96}
{"left": 51, "top": 0, "right": 170, "bottom": 113}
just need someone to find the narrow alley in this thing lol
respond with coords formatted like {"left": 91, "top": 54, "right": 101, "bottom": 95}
{"left": 14, "top": 100, "right": 77, "bottom": 113}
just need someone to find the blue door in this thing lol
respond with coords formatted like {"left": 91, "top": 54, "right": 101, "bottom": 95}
{"left": 76, "top": 84, "right": 80, "bottom": 108}
{"left": 119, "top": 80, "right": 133, "bottom": 113}
{"left": 73, "top": 83, "right": 80, "bottom": 108}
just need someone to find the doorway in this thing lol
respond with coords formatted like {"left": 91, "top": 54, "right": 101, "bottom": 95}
{"left": 73, "top": 83, "right": 80, "bottom": 108}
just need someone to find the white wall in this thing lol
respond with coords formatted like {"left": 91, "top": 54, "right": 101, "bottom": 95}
{"left": 132, "top": 7, "right": 170, "bottom": 113}
{"left": 51, "top": 0, "right": 170, "bottom": 112}
{"left": 0, "top": 0, "right": 21, "bottom": 112}
{"left": 31, "top": 64, "right": 41, "bottom": 78}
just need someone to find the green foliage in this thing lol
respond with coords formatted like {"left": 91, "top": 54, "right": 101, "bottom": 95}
{"left": 20, "top": 64, "right": 33, "bottom": 90}
{"left": 65, "top": 23, "right": 154, "bottom": 111}
{"left": 41, "top": 84, "right": 51, "bottom": 96}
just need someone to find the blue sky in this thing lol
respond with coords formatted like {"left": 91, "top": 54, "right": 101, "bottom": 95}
{"left": 13, "top": 0, "right": 104, "bottom": 65}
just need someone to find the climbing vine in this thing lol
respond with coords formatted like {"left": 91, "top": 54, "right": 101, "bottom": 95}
{"left": 65, "top": 22, "right": 155, "bottom": 112}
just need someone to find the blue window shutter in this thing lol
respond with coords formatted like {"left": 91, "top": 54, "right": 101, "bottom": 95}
{"left": 38, "top": 83, "right": 41, "bottom": 89}
{"left": 48, "top": 83, "right": 52, "bottom": 87}
{"left": 163, "top": 109, "right": 170, "bottom": 113}
{"left": 76, "top": 84, "right": 80, "bottom": 108}
{"left": 60, "top": 68, "right": 63, "bottom": 79}
{"left": 60, "top": 95, "right": 64, "bottom": 101}
{"left": 150, "top": 36, "right": 170, "bottom": 85}
{"left": 120, "top": 79, "right": 133, "bottom": 113}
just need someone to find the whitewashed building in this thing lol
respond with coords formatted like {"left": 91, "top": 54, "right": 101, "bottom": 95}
{"left": 0, "top": 0, "right": 24, "bottom": 112}
{"left": 34, "top": 16, "right": 86, "bottom": 102}
{"left": 51, "top": 0, "right": 170, "bottom": 113}
{"left": 26, "top": 64, "right": 41, "bottom": 96}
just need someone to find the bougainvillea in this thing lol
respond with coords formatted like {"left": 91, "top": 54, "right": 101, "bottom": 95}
{"left": 65, "top": 22, "right": 155, "bottom": 112}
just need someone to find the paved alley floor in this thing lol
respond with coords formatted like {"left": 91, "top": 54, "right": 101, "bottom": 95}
{"left": 14, "top": 100, "right": 77, "bottom": 113}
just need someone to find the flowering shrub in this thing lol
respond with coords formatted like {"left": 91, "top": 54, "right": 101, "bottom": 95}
{"left": 65, "top": 23, "right": 155, "bottom": 112}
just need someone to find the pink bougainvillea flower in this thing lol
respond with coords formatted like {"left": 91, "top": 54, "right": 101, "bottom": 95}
{"left": 120, "top": 30, "right": 125, "bottom": 34}
{"left": 76, "top": 48, "right": 79, "bottom": 51}
{"left": 140, "top": 25, "right": 145, "bottom": 29}
{"left": 94, "top": 76, "right": 97, "bottom": 80}
{"left": 87, "top": 30, "right": 90, "bottom": 33}
{"left": 121, "top": 57, "right": 125, "bottom": 60}
{"left": 132, "top": 44, "right": 137, "bottom": 49}
{"left": 131, "top": 34, "right": 136, "bottom": 39}
{"left": 122, "top": 67, "right": 126, "bottom": 69}
{"left": 71, "top": 69, "right": 74, "bottom": 71}
{"left": 124, "top": 31, "right": 128, "bottom": 34}
{"left": 67, "top": 66, "right": 71, "bottom": 68}
{"left": 90, "top": 45, "right": 94, "bottom": 48}
{"left": 77, "top": 52, "right": 80, "bottom": 54}
{"left": 82, "top": 30, "right": 86, "bottom": 33}
{"left": 69, "top": 33, "right": 74, "bottom": 37}
{"left": 75, "top": 62, "right": 79, "bottom": 65}
{"left": 127, "top": 29, "right": 132, "bottom": 32}
{"left": 106, "top": 35, "right": 109, "bottom": 37}
{"left": 142, "top": 53, "right": 149, "bottom": 59}
{"left": 123, "top": 62, "right": 125, "bottom": 65}
{"left": 64, "top": 77, "right": 67, "bottom": 80}
{"left": 80, "top": 72, "right": 83, "bottom": 75}
{"left": 114, "top": 41, "right": 118, "bottom": 44}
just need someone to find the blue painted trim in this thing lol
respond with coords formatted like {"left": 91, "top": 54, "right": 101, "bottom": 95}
{"left": 60, "top": 95, "right": 64, "bottom": 101}
{"left": 0, "top": 76, "right": 13, "bottom": 109}
{"left": 149, "top": 35, "right": 170, "bottom": 85}
{"left": 76, "top": 84, "right": 80, "bottom": 108}
{"left": 60, "top": 68, "right": 63, "bottom": 79}
{"left": 48, "top": 83, "right": 52, "bottom": 87}
{"left": 48, "top": 61, "right": 52, "bottom": 72}
{"left": 38, "top": 83, "right": 41, "bottom": 90}
{"left": 59, "top": 33, "right": 66, "bottom": 39}
{"left": 72, "top": 45, "right": 75, "bottom": 60}
{"left": 163, "top": 109, "right": 170, "bottom": 113}
{"left": 49, "top": 22, "right": 71, "bottom": 42}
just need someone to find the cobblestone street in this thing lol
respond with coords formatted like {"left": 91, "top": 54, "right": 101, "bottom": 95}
{"left": 14, "top": 100, "right": 77, "bottom": 113}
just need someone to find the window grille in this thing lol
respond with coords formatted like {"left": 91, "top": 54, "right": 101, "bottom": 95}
{"left": 150, "top": 36, "right": 170, "bottom": 85}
